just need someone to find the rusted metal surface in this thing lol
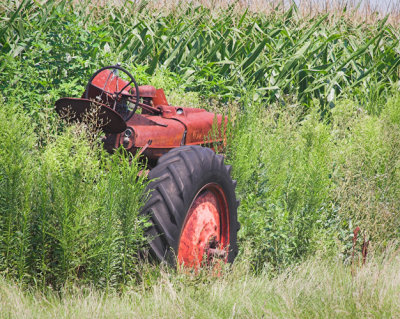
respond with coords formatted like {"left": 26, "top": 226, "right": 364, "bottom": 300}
{"left": 153, "top": 89, "right": 169, "bottom": 106}
{"left": 87, "top": 69, "right": 157, "bottom": 100}
{"left": 56, "top": 66, "right": 226, "bottom": 164}
{"left": 362, "top": 234, "right": 369, "bottom": 265}
{"left": 136, "top": 139, "right": 152, "bottom": 156}
{"left": 351, "top": 226, "right": 369, "bottom": 275}
{"left": 136, "top": 85, "right": 156, "bottom": 98}
{"left": 177, "top": 183, "right": 229, "bottom": 268}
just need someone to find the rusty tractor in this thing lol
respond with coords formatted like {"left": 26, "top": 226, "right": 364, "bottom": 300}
{"left": 55, "top": 65, "right": 239, "bottom": 268}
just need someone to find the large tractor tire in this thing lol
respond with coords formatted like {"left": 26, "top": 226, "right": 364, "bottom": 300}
{"left": 141, "top": 145, "right": 239, "bottom": 267}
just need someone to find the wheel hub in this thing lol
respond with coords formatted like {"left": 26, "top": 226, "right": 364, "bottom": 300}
{"left": 177, "top": 184, "right": 229, "bottom": 268}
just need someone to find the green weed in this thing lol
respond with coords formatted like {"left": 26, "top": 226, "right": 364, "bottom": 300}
{"left": 0, "top": 105, "right": 148, "bottom": 289}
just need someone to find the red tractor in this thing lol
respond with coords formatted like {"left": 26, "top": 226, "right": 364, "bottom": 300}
{"left": 55, "top": 65, "right": 239, "bottom": 268}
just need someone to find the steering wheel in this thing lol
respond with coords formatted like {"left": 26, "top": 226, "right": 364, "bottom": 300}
{"left": 85, "top": 65, "right": 140, "bottom": 122}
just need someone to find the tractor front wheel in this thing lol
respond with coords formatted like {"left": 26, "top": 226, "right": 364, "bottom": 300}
{"left": 141, "top": 146, "right": 239, "bottom": 267}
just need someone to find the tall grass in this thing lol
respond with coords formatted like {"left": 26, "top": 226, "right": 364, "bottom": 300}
{"left": 0, "top": 105, "right": 149, "bottom": 289}
{"left": 0, "top": 99, "right": 37, "bottom": 282}
{"left": 1, "top": 245, "right": 400, "bottom": 318}
{"left": 228, "top": 103, "right": 333, "bottom": 269}
{"left": 227, "top": 92, "right": 400, "bottom": 269}
{"left": 332, "top": 96, "right": 400, "bottom": 249}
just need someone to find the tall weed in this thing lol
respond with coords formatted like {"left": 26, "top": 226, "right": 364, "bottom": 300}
{"left": 0, "top": 104, "right": 148, "bottom": 288}
{"left": 230, "top": 93, "right": 400, "bottom": 269}
{"left": 332, "top": 96, "right": 400, "bottom": 251}
{"left": 228, "top": 101, "right": 333, "bottom": 269}
{"left": 0, "top": 104, "right": 36, "bottom": 280}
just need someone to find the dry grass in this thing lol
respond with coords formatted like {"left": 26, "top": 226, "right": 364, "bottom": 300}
{"left": 133, "top": 0, "right": 400, "bottom": 25}
{"left": 66, "top": 0, "right": 400, "bottom": 25}
{"left": 1, "top": 246, "right": 400, "bottom": 319}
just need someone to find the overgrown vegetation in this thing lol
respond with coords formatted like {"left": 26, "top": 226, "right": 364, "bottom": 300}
{"left": 230, "top": 94, "right": 400, "bottom": 270}
{"left": 2, "top": 246, "right": 400, "bottom": 318}
{"left": 0, "top": 105, "right": 149, "bottom": 289}
{"left": 1, "top": 0, "right": 399, "bottom": 114}
{"left": 1, "top": 0, "right": 400, "bottom": 316}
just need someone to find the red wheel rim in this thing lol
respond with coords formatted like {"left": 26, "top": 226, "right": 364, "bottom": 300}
{"left": 177, "top": 183, "right": 230, "bottom": 268}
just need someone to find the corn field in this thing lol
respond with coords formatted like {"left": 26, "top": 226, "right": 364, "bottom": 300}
{"left": 1, "top": 0, "right": 400, "bottom": 113}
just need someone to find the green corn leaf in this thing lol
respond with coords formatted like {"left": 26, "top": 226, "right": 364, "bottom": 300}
{"left": 240, "top": 39, "right": 267, "bottom": 71}
{"left": 0, "top": 0, "right": 30, "bottom": 46}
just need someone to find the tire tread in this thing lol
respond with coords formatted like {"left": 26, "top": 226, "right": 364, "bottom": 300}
{"left": 141, "top": 145, "right": 239, "bottom": 266}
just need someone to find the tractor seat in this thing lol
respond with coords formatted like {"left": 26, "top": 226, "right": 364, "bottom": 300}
{"left": 136, "top": 85, "right": 156, "bottom": 98}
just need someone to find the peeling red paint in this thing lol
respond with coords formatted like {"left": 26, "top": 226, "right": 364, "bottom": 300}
{"left": 177, "top": 184, "right": 230, "bottom": 268}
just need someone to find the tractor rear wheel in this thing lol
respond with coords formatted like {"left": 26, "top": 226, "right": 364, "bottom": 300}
{"left": 141, "top": 145, "right": 239, "bottom": 267}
